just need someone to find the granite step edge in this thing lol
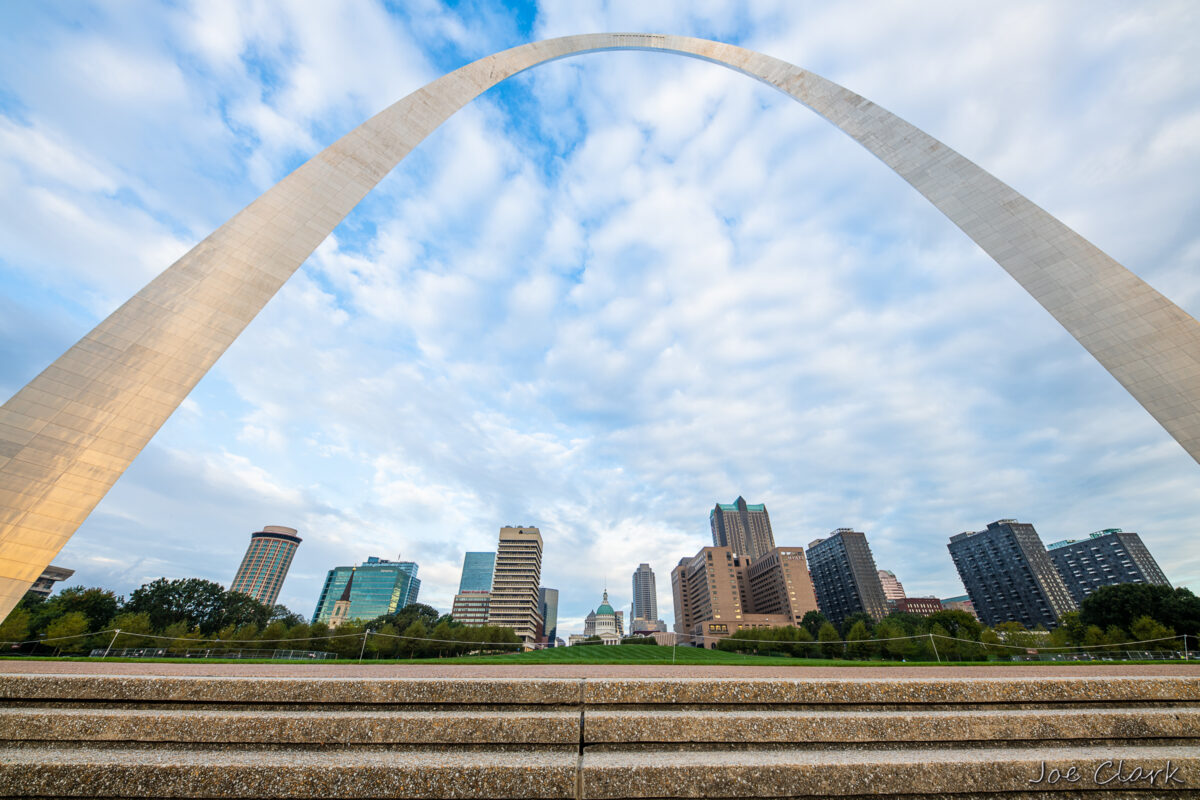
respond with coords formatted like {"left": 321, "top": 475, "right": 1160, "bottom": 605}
{"left": 2, "top": 744, "right": 1197, "bottom": 798}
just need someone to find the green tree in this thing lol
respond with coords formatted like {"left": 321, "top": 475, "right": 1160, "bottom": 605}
{"left": 216, "top": 592, "right": 272, "bottom": 632}
{"left": 840, "top": 612, "right": 874, "bottom": 638}
{"left": 980, "top": 627, "right": 1003, "bottom": 657}
{"left": 269, "top": 605, "right": 304, "bottom": 626}
{"left": 30, "top": 587, "right": 120, "bottom": 634}
{"left": 846, "top": 621, "right": 874, "bottom": 659}
{"left": 398, "top": 621, "right": 427, "bottom": 658}
{"left": 44, "top": 611, "right": 89, "bottom": 654}
{"left": 925, "top": 610, "right": 982, "bottom": 642}
{"left": 107, "top": 612, "right": 155, "bottom": 648}
{"left": 818, "top": 622, "right": 841, "bottom": 659}
{"left": 1079, "top": 584, "right": 1200, "bottom": 637}
{"left": 0, "top": 607, "right": 31, "bottom": 647}
{"left": 928, "top": 623, "right": 952, "bottom": 661}
{"left": 125, "top": 578, "right": 225, "bottom": 632}
{"left": 1104, "top": 625, "right": 1129, "bottom": 650}
{"left": 1129, "top": 616, "right": 1176, "bottom": 649}
{"left": 800, "top": 611, "right": 828, "bottom": 639}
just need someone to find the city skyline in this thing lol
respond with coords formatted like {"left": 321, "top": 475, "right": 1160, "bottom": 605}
{"left": 1, "top": 3, "right": 1198, "bottom": 634}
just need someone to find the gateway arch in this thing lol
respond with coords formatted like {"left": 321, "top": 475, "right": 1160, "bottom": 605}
{"left": 1, "top": 33, "right": 1198, "bottom": 617}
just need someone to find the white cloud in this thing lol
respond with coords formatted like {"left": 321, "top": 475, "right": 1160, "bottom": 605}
{"left": 3, "top": 2, "right": 1198, "bottom": 634}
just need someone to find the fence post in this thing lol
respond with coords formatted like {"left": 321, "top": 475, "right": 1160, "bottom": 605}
{"left": 359, "top": 629, "right": 369, "bottom": 662}
{"left": 102, "top": 628, "right": 120, "bottom": 662}
{"left": 929, "top": 632, "right": 941, "bottom": 663}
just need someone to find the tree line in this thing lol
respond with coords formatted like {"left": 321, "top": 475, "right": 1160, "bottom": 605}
{"left": 717, "top": 584, "right": 1199, "bottom": 660}
{"left": 0, "top": 577, "right": 521, "bottom": 658}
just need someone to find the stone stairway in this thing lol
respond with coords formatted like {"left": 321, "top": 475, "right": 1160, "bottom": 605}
{"left": 0, "top": 674, "right": 1197, "bottom": 797}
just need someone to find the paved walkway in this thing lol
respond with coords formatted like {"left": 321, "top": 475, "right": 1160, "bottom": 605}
{"left": 0, "top": 661, "right": 1195, "bottom": 678}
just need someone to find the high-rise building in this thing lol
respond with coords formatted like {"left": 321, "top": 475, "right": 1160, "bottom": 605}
{"left": 539, "top": 587, "right": 559, "bottom": 645}
{"left": 710, "top": 496, "right": 776, "bottom": 559}
{"left": 895, "top": 597, "right": 943, "bottom": 616}
{"left": 745, "top": 547, "right": 821, "bottom": 620}
{"left": 806, "top": 529, "right": 889, "bottom": 626}
{"left": 878, "top": 570, "right": 906, "bottom": 604}
{"left": 630, "top": 564, "right": 658, "bottom": 625}
{"left": 311, "top": 556, "right": 420, "bottom": 625}
{"left": 230, "top": 525, "right": 301, "bottom": 607}
{"left": 486, "top": 526, "right": 544, "bottom": 644}
{"left": 28, "top": 565, "right": 74, "bottom": 599}
{"left": 1045, "top": 529, "right": 1170, "bottom": 605}
{"left": 940, "top": 594, "right": 979, "bottom": 619}
{"left": 458, "top": 552, "right": 495, "bottom": 593}
{"left": 671, "top": 545, "right": 820, "bottom": 647}
{"left": 451, "top": 592, "right": 491, "bottom": 626}
{"left": 394, "top": 560, "right": 421, "bottom": 608}
{"left": 948, "top": 519, "right": 1076, "bottom": 630}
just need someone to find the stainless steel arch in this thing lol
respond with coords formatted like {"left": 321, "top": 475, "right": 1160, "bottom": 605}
{"left": 1, "top": 33, "right": 1198, "bottom": 617}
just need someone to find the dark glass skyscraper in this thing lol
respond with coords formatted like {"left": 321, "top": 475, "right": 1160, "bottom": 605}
{"left": 806, "top": 529, "right": 888, "bottom": 626}
{"left": 458, "top": 551, "right": 495, "bottom": 593}
{"left": 948, "top": 519, "right": 1076, "bottom": 629}
{"left": 1045, "top": 528, "right": 1170, "bottom": 605}
{"left": 538, "top": 587, "right": 558, "bottom": 645}
{"left": 710, "top": 496, "right": 776, "bottom": 559}
{"left": 311, "top": 556, "right": 419, "bottom": 625}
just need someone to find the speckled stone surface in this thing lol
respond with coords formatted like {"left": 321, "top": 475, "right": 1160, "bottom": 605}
{"left": 3, "top": 673, "right": 1198, "bottom": 797}
{"left": 584, "top": 708, "right": 1200, "bottom": 744}
{"left": 580, "top": 745, "right": 1200, "bottom": 797}
{"left": 0, "top": 675, "right": 583, "bottom": 705}
{"left": 0, "top": 708, "right": 579, "bottom": 745}
{"left": 580, "top": 677, "right": 1200, "bottom": 706}
{"left": 0, "top": 747, "right": 578, "bottom": 798}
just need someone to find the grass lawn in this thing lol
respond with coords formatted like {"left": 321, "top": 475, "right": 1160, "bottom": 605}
{"left": 2, "top": 646, "right": 1186, "bottom": 666}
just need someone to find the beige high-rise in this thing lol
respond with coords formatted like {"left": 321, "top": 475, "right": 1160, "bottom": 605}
{"left": 485, "top": 526, "right": 543, "bottom": 645}
{"left": 1, "top": 33, "right": 1198, "bottom": 622}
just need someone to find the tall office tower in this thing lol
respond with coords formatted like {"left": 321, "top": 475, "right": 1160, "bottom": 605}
{"left": 451, "top": 592, "right": 491, "bottom": 626}
{"left": 486, "top": 526, "right": 544, "bottom": 644}
{"left": 631, "top": 563, "right": 658, "bottom": 623}
{"left": 745, "top": 546, "right": 821, "bottom": 619}
{"left": 806, "top": 529, "right": 889, "bottom": 626}
{"left": 394, "top": 559, "right": 421, "bottom": 607}
{"left": 948, "top": 519, "right": 1077, "bottom": 630}
{"left": 539, "top": 587, "right": 559, "bottom": 645}
{"left": 671, "top": 545, "right": 820, "bottom": 647}
{"left": 710, "top": 496, "right": 776, "bottom": 559}
{"left": 878, "top": 570, "right": 906, "bottom": 603}
{"left": 458, "top": 552, "right": 495, "bottom": 593}
{"left": 311, "top": 556, "right": 421, "bottom": 625}
{"left": 230, "top": 525, "right": 302, "bottom": 607}
{"left": 1045, "top": 528, "right": 1171, "bottom": 605}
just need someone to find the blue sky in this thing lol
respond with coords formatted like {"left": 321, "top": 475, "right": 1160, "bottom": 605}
{"left": 1, "top": 1, "right": 1198, "bottom": 635}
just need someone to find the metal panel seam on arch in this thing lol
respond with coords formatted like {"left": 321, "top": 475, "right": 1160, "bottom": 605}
{"left": 0, "top": 33, "right": 1197, "bottom": 621}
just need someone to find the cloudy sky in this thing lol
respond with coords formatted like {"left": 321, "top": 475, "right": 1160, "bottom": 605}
{"left": 1, "top": 1, "right": 1198, "bottom": 635}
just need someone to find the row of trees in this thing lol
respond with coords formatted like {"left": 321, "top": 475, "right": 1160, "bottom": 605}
{"left": 716, "top": 585, "right": 1198, "bottom": 661}
{"left": 0, "top": 578, "right": 522, "bottom": 659}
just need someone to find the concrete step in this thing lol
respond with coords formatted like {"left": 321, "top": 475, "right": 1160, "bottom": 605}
{"left": 2, "top": 674, "right": 1197, "bottom": 798}
{"left": 584, "top": 708, "right": 1200, "bottom": 748}
{"left": 1, "top": 743, "right": 1196, "bottom": 798}
{"left": 0, "top": 707, "right": 580, "bottom": 747}
{"left": 581, "top": 745, "right": 1200, "bottom": 798}
{"left": 0, "top": 746, "right": 579, "bottom": 798}
{"left": 4, "top": 675, "right": 1198, "bottom": 708}
{"left": 3, "top": 706, "right": 1197, "bottom": 750}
